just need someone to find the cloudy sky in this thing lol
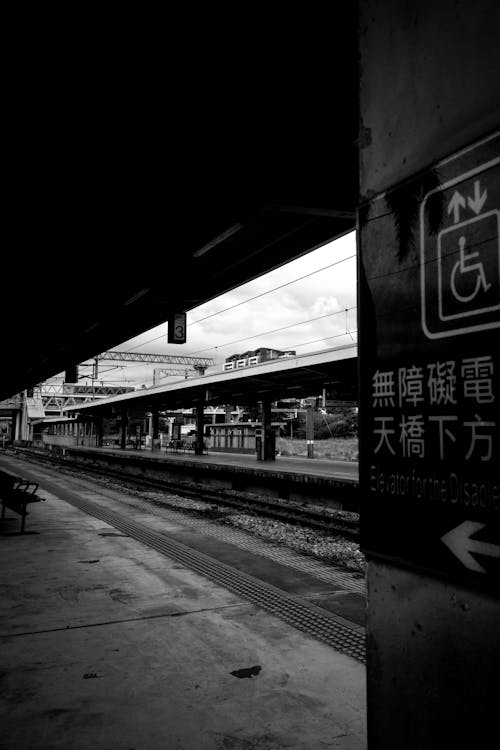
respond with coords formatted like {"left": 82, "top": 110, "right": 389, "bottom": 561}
{"left": 78, "top": 231, "right": 357, "bottom": 388}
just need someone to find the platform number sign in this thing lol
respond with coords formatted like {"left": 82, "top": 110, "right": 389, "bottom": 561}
{"left": 359, "top": 131, "right": 500, "bottom": 592}
{"left": 168, "top": 312, "right": 187, "bottom": 344}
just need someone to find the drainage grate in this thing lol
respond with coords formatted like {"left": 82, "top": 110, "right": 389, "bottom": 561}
{"left": 63, "top": 493, "right": 366, "bottom": 664}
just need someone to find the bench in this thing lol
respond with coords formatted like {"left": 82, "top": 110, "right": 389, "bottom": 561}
{"left": 0, "top": 469, "right": 42, "bottom": 533}
{"left": 166, "top": 440, "right": 208, "bottom": 455}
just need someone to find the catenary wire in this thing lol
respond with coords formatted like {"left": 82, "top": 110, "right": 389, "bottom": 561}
{"left": 77, "top": 252, "right": 356, "bottom": 381}
{"left": 188, "top": 254, "right": 356, "bottom": 327}
{"left": 124, "top": 252, "right": 356, "bottom": 353}
{"left": 136, "top": 331, "right": 359, "bottom": 385}
{"left": 186, "top": 306, "right": 357, "bottom": 356}
{"left": 86, "top": 305, "right": 358, "bottom": 378}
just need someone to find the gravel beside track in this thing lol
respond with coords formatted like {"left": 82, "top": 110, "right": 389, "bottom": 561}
{"left": 6, "top": 447, "right": 366, "bottom": 578}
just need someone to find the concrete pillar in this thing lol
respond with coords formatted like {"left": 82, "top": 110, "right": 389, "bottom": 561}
{"left": 120, "top": 407, "right": 128, "bottom": 450}
{"left": 305, "top": 405, "right": 314, "bottom": 459}
{"left": 359, "top": 3, "right": 500, "bottom": 747}
{"left": 194, "top": 403, "right": 205, "bottom": 455}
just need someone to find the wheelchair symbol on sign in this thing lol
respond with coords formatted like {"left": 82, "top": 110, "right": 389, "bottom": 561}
{"left": 451, "top": 235, "right": 492, "bottom": 303}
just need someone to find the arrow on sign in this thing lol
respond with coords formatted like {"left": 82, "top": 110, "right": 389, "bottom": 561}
{"left": 447, "top": 191, "right": 466, "bottom": 223}
{"left": 467, "top": 180, "right": 488, "bottom": 215}
{"left": 441, "top": 521, "right": 500, "bottom": 574}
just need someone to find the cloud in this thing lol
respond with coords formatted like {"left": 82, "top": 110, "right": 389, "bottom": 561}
{"left": 311, "top": 295, "right": 342, "bottom": 316}
{"left": 76, "top": 232, "right": 357, "bottom": 387}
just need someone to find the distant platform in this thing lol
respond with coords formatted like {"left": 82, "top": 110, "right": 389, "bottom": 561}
{"left": 52, "top": 445, "right": 360, "bottom": 511}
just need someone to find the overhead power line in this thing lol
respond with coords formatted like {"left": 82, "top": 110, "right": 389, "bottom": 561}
{"left": 90, "top": 305, "right": 357, "bottom": 382}
{"left": 188, "top": 253, "right": 356, "bottom": 327}
{"left": 290, "top": 329, "right": 358, "bottom": 350}
{"left": 136, "top": 334, "right": 358, "bottom": 387}
{"left": 187, "top": 306, "right": 357, "bottom": 356}
{"left": 125, "top": 252, "right": 356, "bottom": 353}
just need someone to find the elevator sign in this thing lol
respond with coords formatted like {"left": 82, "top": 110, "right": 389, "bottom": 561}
{"left": 421, "top": 160, "right": 500, "bottom": 339}
{"left": 359, "top": 132, "right": 500, "bottom": 592}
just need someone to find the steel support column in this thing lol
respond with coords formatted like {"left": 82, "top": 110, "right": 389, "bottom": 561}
{"left": 13, "top": 410, "right": 21, "bottom": 442}
{"left": 305, "top": 405, "right": 314, "bottom": 459}
{"left": 10, "top": 412, "right": 17, "bottom": 442}
{"left": 120, "top": 407, "right": 128, "bottom": 450}
{"left": 194, "top": 403, "right": 205, "bottom": 455}
{"left": 259, "top": 399, "right": 275, "bottom": 461}
{"left": 95, "top": 415, "right": 103, "bottom": 447}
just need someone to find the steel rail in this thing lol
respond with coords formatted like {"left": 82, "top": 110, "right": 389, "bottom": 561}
{"left": 10, "top": 448, "right": 360, "bottom": 539}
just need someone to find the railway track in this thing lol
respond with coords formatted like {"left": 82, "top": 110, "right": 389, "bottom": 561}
{"left": 5, "top": 447, "right": 360, "bottom": 540}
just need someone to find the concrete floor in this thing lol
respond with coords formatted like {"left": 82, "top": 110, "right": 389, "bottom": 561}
{"left": 0, "top": 463, "right": 366, "bottom": 749}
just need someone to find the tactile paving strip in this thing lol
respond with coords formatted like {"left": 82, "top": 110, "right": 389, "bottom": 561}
{"left": 15, "top": 452, "right": 364, "bottom": 593}
{"left": 63, "top": 493, "right": 366, "bottom": 664}
{"left": 117, "top": 493, "right": 365, "bottom": 594}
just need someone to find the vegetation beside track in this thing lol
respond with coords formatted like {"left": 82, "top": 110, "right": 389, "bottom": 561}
{"left": 277, "top": 437, "right": 358, "bottom": 461}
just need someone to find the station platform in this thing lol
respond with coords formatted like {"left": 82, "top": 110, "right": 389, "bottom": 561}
{"left": 55, "top": 445, "right": 360, "bottom": 511}
{"left": 115, "top": 445, "right": 359, "bottom": 480}
{"left": 0, "top": 452, "right": 366, "bottom": 749}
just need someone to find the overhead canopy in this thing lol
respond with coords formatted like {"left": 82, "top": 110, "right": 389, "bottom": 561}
{"left": 3, "top": 14, "right": 358, "bottom": 401}
{"left": 63, "top": 347, "right": 358, "bottom": 416}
